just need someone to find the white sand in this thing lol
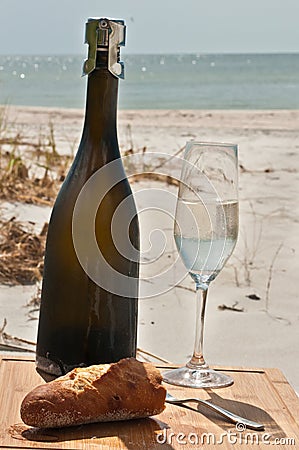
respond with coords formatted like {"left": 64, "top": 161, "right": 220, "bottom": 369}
{"left": 0, "top": 106, "right": 298, "bottom": 392}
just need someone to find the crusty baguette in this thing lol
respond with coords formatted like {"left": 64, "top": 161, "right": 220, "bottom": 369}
{"left": 21, "top": 357, "right": 166, "bottom": 429}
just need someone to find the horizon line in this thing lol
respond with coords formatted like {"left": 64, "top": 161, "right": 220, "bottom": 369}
{"left": 0, "top": 51, "right": 299, "bottom": 57}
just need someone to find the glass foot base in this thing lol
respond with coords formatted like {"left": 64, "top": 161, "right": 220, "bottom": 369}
{"left": 163, "top": 366, "right": 234, "bottom": 389}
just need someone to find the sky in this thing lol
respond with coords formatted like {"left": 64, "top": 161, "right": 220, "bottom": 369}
{"left": 0, "top": 0, "right": 299, "bottom": 55}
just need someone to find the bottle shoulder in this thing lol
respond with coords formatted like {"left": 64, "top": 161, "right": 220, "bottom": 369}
{"left": 53, "top": 157, "right": 134, "bottom": 208}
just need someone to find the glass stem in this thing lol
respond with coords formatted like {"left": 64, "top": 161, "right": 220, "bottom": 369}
{"left": 187, "top": 287, "right": 209, "bottom": 369}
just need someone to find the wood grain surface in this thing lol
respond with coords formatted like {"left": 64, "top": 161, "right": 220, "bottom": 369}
{"left": 0, "top": 356, "right": 298, "bottom": 449}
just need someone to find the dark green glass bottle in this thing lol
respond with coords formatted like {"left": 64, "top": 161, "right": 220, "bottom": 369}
{"left": 36, "top": 18, "right": 139, "bottom": 376}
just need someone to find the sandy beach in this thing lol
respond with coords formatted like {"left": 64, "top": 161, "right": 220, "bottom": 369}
{"left": 0, "top": 106, "right": 298, "bottom": 392}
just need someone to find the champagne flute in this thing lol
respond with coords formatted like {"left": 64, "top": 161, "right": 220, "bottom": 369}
{"left": 164, "top": 141, "right": 239, "bottom": 388}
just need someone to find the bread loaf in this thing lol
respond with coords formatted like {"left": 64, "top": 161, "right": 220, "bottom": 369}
{"left": 21, "top": 357, "right": 166, "bottom": 429}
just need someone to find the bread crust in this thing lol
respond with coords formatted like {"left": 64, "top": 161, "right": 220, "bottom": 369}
{"left": 20, "top": 358, "right": 166, "bottom": 428}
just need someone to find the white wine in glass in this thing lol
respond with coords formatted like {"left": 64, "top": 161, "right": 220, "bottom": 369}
{"left": 164, "top": 141, "right": 239, "bottom": 388}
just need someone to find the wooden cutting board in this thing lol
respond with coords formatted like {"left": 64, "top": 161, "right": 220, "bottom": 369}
{"left": 0, "top": 356, "right": 298, "bottom": 449}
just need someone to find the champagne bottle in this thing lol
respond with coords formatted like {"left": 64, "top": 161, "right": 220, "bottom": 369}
{"left": 36, "top": 18, "right": 139, "bottom": 376}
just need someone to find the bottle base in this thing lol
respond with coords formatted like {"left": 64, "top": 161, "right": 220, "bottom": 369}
{"left": 36, "top": 355, "right": 72, "bottom": 377}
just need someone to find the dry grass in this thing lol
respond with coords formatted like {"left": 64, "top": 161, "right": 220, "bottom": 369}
{"left": 0, "top": 106, "right": 74, "bottom": 205}
{"left": 0, "top": 168, "right": 58, "bottom": 205}
{"left": 0, "top": 217, "right": 47, "bottom": 285}
{"left": 0, "top": 107, "right": 72, "bottom": 285}
{"left": 0, "top": 143, "right": 68, "bottom": 206}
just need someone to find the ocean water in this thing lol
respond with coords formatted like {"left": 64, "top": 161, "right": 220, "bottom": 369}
{"left": 0, "top": 53, "right": 298, "bottom": 109}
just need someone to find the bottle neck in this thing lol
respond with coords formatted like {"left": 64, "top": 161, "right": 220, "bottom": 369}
{"left": 82, "top": 51, "right": 119, "bottom": 144}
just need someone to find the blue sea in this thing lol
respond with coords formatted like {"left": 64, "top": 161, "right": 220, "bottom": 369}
{"left": 0, "top": 53, "right": 298, "bottom": 109}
